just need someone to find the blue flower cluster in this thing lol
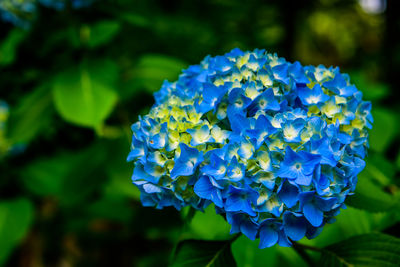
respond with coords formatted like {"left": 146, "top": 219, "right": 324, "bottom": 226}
{"left": 0, "top": 0, "right": 94, "bottom": 27}
{"left": 127, "top": 48, "right": 372, "bottom": 247}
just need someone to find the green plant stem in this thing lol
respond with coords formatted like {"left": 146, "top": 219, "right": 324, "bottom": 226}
{"left": 292, "top": 242, "right": 321, "bottom": 267}
{"left": 185, "top": 206, "right": 196, "bottom": 223}
{"left": 294, "top": 242, "right": 323, "bottom": 253}
{"left": 229, "top": 233, "right": 241, "bottom": 244}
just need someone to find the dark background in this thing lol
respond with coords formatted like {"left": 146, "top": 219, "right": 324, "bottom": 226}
{"left": 0, "top": 0, "right": 399, "bottom": 266}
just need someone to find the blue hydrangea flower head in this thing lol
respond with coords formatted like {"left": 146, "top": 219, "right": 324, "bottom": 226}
{"left": 128, "top": 48, "right": 373, "bottom": 247}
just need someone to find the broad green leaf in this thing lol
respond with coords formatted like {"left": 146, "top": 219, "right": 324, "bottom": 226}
{"left": 346, "top": 171, "right": 399, "bottom": 213}
{"left": 364, "top": 154, "right": 395, "bottom": 186}
{"left": 52, "top": 59, "right": 118, "bottom": 129}
{"left": 8, "top": 85, "right": 54, "bottom": 144}
{"left": 232, "top": 235, "right": 277, "bottom": 267}
{"left": 304, "top": 207, "right": 374, "bottom": 248}
{"left": 171, "top": 239, "right": 237, "bottom": 267}
{"left": 300, "top": 206, "right": 400, "bottom": 250}
{"left": 319, "top": 233, "right": 400, "bottom": 267}
{"left": 276, "top": 246, "right": 308, "bottom": 267}
{"left": 369, "top": 108, "right": 398, "bottom": 153}
{"left": 81, "top": 21, "right": 121, "bottom": 48}
{"left": 21, "top": 143, "right": 108, "bottom": 206}
{"left": 103, "top": 171, "right": 141, "bottom": 200}
{"left": 350, "top": 71, "right": 389, "bottom": 101}
{"left": 0, "top": 198, "right": 34, "bottom": 265}
{"left": 127, "top": 54, "right": 186, "bottom": 93}
{"left": 21, "top": 153, "right": 74, "bottom": 197}
{"left": 120, "top": 13, "right": 150, "bottom": 28}
{"left": 0, "top": 29, "right": 26, "bottom": 66}
{"left": 189, "top": 205, "right": 230, "bottom": 240}
{"left": 396, "top": 152, "right": 400, "bottom": 170}
{"left": 86, "top": 197, "right": 134, "bottom": 223}
{"left": 103, "top": 138, "right": 141, "bottom": 200}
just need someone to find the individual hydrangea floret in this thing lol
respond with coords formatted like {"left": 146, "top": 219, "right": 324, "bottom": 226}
{"left": 127, "top": 48, "right": 373, "bottom": 247}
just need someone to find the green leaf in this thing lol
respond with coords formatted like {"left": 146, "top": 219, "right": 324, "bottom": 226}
{"left": 8, "top": 85, "right": 54, "bottom": 144}
{"left": 103, "top": 164, "right": 141, "bottom": 201}
{"left": 0, "top": 29, "right": 26, "bottom": 66}
{"left": 52, "top": 59, "right": 118, "bottom": 129}
{"left": 189, "top": 205, "right": 230, "bottom": 240}
{"left": 21, "top": 153, "right": 74, "bottom": 197}
{"left": 171, "top": 239, "right": 237, "bottom": 267}
{"left": 350, "top": 71, "right": 389, "bottom": 101}
{"left": 120, "top": 13, "right": 150, "bottom": 28}
{"left": 369, "top": 108, "right": 398, "bottom": 153}
{"left": 232, "top": 235, "right": 277, "bottom": 267}
{"left": 21, "top": 143, "right": 108, "bottom": 206}
{"left": 103, "top": 138, "right": 141, "bottom": 200}
{"left": 346, "top": 170, "right": 399, "bottom": 213}
{"left": 86, "top": 197, "right": 134, "bottom": 223}
{"left": 81, "top": 21, "right": 121, "bottom": 48}
{"left": 276, "top": 246, "right": 308, "bottom": 267}
{"left": 126, "top": 54, "right": 187, "bottom": 93}
{"left": 320, "top": 233, "right": 400, "bottom": 267}
{"left": 364, "top": 154, "right": 395, "bottom": 186}
{"left": 0, "top": 198, "right": 34, "bottom": 265}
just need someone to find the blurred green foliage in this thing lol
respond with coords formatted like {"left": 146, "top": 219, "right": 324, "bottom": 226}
{"left": 1, "top": 0, "right": 400, "bottom": 266}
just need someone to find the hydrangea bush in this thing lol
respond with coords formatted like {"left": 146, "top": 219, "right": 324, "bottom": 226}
{"left": 0, "top": 0, "right": 36, "bottom": 27}
{"left": 0, "top": 0, "right": 94, "bottom": 27}
{"left": 127, "top": 48, "right": 372, "bottom": 248}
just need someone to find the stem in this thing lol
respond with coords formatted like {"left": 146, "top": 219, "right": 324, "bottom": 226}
{"left": 294, "top": 242, "right": 323, "bottom": 253}
{"left": 292, "top": 242, "right": 318, "bottom": 267}
{"left": 229, "top": 233, "right": 241, "bottom": 244}
{"left": 184, "top": 206, "right": 196, "bottom": 223}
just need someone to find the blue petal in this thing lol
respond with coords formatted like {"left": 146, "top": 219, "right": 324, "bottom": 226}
{"left": 248, "top": 89, "right": 280, "bottom": 115}
{"left": 143, "top": 183, "right": 162, "bottom": 193}
{"left": 272, "top": 64, "right": 289, "bottom": 84}
{"left": 211, "top": 56, "right": 234, "bottom": 74}
{"left": 241, "top": 220, "right": 258, "bottom": 241}
{"left": 194, "top": 176, "right": 223, "bottom": 207}
{"left": 127, "top": 138, "right": 145, "bottom": 161}
{"left": 278, "top": 181, "right": 299, "bottom": 208}
{"left": 315, "top": 196, "right": 337, "bottom": 212}
{"left": 225, "top": 195, "right": 255, "bottom": 216}
{"left": 294, "top": 172, "right": 313, "bottom": 186}
{"left": 148, "top": 133, "right": 166, "bottom": 149}
{"left": 201, "top": 154, "right": 227, "bottom": 179}
{"left": 132, "top": 163, "right": 160, "bottom": 184}
{"left": 303, "top": 202, "right": 324, "bottom": 227}
{"left": 259, "top": 224, "right": 279, "bottom": 248}
{"left": 170, "top": 143, "right": 203, "bottom": 178}
{"left": 140, "top": 193, "right": 158, "bottom": 207}
{"left": 170, "top": 161, "right": 194, "bottom": 179}
{"left": 225, "top": 186, "right": 258, "bottom": 216}
{"left": 288, "top": 61, "right": 309, "bottom": 84}
{"left": 228, "top": 113, "right": 250, "bottom": 134}
{"left": 277, "top": 230, "right": 292, "bottom": 247}
{"left": 283, "top": 212, "right": 307, "bottom": 241}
